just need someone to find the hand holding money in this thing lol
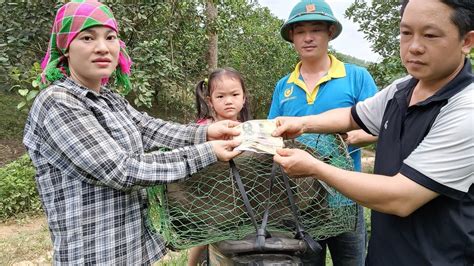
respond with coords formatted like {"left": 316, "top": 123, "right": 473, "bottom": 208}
{"left": 233, "top": 120, "right": 284, "bottom": 154}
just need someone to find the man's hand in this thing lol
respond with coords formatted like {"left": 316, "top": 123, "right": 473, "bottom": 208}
{"left": 210, "top": 139, "right": 242, "bottom": 161}
{"left": 340, "top": 129, "right": 377, "bottom": 147}
{"left": 273, "top": 148, "right": 319, "bottom": 178}
{"left": 207, "top": 120, "right": 240, "bottom": 141}
{"left": 272, "top": 116, "right": 306, "bottom": 139}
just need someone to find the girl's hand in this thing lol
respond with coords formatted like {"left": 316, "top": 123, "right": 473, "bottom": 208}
{"left": 207, "top": 120, "right": 241, "bottom": 140}
{"left": 273, "top": 148, "right": 319, "bottom": 178}
{"left": 210, "top": 139, "right": 242, "bottom": 161}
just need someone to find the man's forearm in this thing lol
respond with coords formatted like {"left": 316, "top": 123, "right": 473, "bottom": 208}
{"left": 302, "top": 107, "right": 359, "bottom": 134}
{"left": 310, "top": 160, "right": 437, "bottom": 217}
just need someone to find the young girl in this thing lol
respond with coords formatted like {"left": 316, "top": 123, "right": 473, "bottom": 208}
{"left": 195, "top": 67, "right": 251, "bottom": 125}
{"left": 188, "top": 67, "right": 252, "bottom": 265}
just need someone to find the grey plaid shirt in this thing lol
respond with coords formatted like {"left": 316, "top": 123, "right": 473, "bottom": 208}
{"left": 23, "top": 78, "right": 217, "bottom": 265}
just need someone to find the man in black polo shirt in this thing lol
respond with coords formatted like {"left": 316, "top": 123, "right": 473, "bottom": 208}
{"left": 271, "top": 0, "right": 473, "bottom": 265}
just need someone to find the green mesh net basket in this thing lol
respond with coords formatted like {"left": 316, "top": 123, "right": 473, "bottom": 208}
{"left": 147, "top": 133, "right": 357, "bottom": 250}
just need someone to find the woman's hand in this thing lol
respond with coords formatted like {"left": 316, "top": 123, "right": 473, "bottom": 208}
{"left": 207, "top": 120, "right": 241, "bottom": 140}
{"left": 209, "top": 139, "right": 242, "bottom": 161}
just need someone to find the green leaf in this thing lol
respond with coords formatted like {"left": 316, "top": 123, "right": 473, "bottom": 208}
{"left": 17, "top": 101, "right": 26, "bottom": 110}
{"left": 26, "top": 90, "right": 39, "bottom": 102}
{"left": 18, "top": 89, "right": 29, "bottom": 96}
{"left": 32, "top": 79, "right": 40, "bottom": 88}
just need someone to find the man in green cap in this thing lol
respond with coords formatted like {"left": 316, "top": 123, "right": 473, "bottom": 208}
{"left": 267, "top": 0, "right": 378, "bottom": 265}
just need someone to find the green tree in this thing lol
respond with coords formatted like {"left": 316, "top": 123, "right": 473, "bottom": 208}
{"left": 0, "top": 1, "right": 59, "bottom": 97}
{"left": 206, "top": 0, "right": 218, "bottom": 70}
{"left": 345, "top": 0, "right": 406, "bottom": 88}
{"left": 3, "top": 1, "right": 208, "bottom": 119}
{"left": 6, "top": 1, "right": 375, "bottom": 121}
{"left": 109, "top": 1, "right": 207, "bottom": 119}
{"left": 0, "top": 1, "right": 58, "bottom": 75}
{"left": 218, "top": 2, "right": 297, "bottom": 117}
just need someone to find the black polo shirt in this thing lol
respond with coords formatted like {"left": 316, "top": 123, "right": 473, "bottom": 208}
{"left": 352, "top": 59, "right": 473, "bottom": 265}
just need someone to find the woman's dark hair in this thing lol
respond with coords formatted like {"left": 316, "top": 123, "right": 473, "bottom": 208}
{"left": 195, "top": 67, "right": 252, "bottom": 122}
{"left": 400, "top": 0, "right": 473, "bottom": 38}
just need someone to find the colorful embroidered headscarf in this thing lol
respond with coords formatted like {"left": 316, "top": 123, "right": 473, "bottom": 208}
{"left": 40, "top": 0, "right": 132, "bottom": 93}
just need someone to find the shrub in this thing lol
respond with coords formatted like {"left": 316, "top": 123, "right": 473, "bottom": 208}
{"left": 0, "top": 154, "right": 41, "bottom": 220}
{"left": 0, "top": 91, "right": 28, "bottom": 140}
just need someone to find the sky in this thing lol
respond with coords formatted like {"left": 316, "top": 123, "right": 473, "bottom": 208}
{"left": 258, "top": 0, "right": 381, "bottom": 62}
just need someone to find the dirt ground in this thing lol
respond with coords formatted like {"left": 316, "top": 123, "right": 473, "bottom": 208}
{"left": 0, "top": 217, "right": 45, "bottom": 239}
{"left": 0, "top": 216, "right": 52, "bottom": 265}
{"left": 362, "top": 149, "right": 375, "bottom": 173}
{"left": 0, "top": 139, "right": 25, "bottom": 167}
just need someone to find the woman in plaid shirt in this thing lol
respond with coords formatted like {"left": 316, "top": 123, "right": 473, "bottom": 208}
{"left": 23, "top": 1, "right": 241, "bottom": 264}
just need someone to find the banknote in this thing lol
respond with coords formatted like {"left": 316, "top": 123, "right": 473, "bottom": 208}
{"left": 234, "top": 120, "right": 284, "bottom": 154}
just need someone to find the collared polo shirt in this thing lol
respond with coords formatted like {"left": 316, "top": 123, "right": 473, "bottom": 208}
{"left": 352, "top": 59, "right": 474, "bottom": 265}
{"left": 268, "top": 54, "right": 378, "bottom": 171}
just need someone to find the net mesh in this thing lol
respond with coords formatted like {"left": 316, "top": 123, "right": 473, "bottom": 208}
{"left": 147, "top": 133, "right": 357, "bottom": 250}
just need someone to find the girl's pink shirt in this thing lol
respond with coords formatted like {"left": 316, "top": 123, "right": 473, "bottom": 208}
{"left": 196, "top": 118, "right": 213, "bottom": 125}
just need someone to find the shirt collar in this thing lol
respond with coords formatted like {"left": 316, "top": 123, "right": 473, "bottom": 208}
{"left": 395, "top": 58, "right": 473, "bottom": 106}
{"left": 287, "top": 54, "right": 346, "bottom": 84}
{"left": 429, "top": 58, "right": 472, "bottom": 102}
{"left": 55, "top": 77, "right": 111, "bottom": 98}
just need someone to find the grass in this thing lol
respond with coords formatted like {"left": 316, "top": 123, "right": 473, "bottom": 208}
{"left": 0, "top": 216, "right": 52, "bottom": 265}
{"left": 155, "top": 251, "right": 188, "bottom": 266}
{"left": 0, "top": 213, "right": 189, "bottom": 265}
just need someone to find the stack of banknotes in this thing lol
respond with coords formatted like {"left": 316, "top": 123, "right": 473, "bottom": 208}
{"left": 233, "top": 119, "right": 284, "bottom": 155}
{"left": 233, "top": 120, "right": 335, "bottom": 195}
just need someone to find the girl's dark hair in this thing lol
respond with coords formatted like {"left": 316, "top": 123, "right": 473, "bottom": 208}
{"left": 195, "top": 67, "right": 252, "bottom": 122}
{"left": 400, "top": 0, "right": 473, "bottom": 38}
